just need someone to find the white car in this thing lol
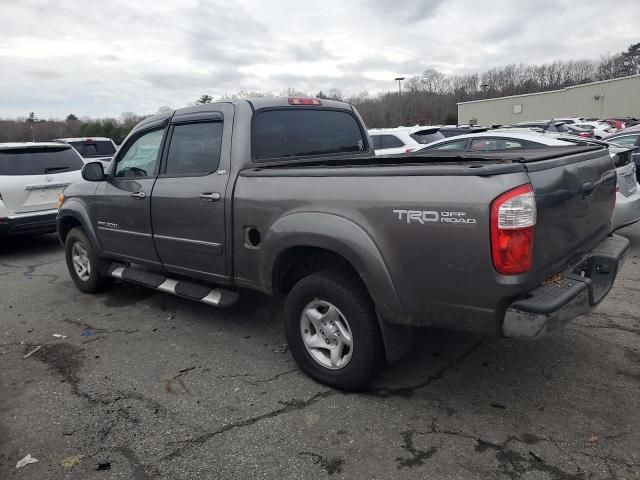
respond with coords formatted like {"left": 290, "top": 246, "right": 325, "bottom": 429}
{"left": 368, "top": 126, "right": 444, "bottom": 155}
{"left": 415, "top": 131, "right": 572, "bottom": 151}
{"left": 569, "top": 121, "right": 614, "bottom": 139}
{"left": 54, "top": 137, "right": 117, "bottom": 167}
{"left": 0, "top": 143, "right": 83, "bottom": 236}
{"left": 415, "top": 131, "right": 640, "bottom": 231}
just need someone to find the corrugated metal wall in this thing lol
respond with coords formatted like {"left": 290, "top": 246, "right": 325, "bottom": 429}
{"left": 457, "top": 75, "right": 640, "bottom": 125}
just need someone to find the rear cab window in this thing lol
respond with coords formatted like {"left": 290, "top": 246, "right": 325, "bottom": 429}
{"left": 0, "top": 147, "right": 84, "bottom": 175}
{"left": 252, "top": 108, "right": 366, "bottom": 161}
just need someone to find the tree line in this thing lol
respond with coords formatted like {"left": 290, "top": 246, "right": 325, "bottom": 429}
{"left": 1, "top": 43, "right": 638, "bottom": 142}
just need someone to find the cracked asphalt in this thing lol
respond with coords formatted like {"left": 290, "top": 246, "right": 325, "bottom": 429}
{"left": 1, "top": 226, "right": 639, "bottom": 479}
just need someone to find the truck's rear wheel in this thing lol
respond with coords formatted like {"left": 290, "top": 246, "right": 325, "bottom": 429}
{"left": 64, "top": 227, "right": 112, "bottom": 293}
{"left": 284, "top": 270, "right": 384, "bottom": 390}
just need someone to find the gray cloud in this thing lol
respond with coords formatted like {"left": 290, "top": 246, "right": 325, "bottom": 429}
{"left": 0, "top": 0, "right": 638, "bottom": 118}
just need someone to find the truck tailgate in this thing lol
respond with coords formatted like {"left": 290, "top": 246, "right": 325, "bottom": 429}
{"left": 525, "top": 148, "right": 616, "bottom": 280}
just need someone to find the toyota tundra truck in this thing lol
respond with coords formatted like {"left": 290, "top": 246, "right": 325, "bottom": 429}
{"left": 57, "top": 97, "right": 629, "bottom": 389}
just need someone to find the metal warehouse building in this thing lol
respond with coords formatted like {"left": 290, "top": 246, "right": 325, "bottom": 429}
{"left": 457, "top": 74, "right": 640, "bottom": 125}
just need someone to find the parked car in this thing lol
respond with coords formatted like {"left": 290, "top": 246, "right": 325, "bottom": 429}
{"left": 58, "top": 97, "right": 627, "bottom": 390}
{"left": 414, "top": 131, "right": 573, "bottom": 151}
{"left": 437, "top": 125, "right": 488, "bottom": 138}
{"left": 604, "top": 117, "right": 640, "bottom": 130}
{"left": 0, "top": 142, "right": 83, "bottom": 235}
{"left": 54, "top": 137, "right": 117, "bottom": 167}
{"left": 603, "top": 126, "right": 640, "bottom": 177}
{"left": 570, "top": 121, "right": 614, "bottom": 139}
{"left": 512, "top": 120, "right": 593, "bottom": 138}
{"left": 418, "top": 131, "right": 640, "bottom": 231}
{"left": 369, "top": 126, "right": 444, "bottom": 155}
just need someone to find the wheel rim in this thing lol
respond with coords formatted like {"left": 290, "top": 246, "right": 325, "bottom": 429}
{"left": 71, "top": 241, "right": 91, "bottom": 281}
{"left": 300, "top": 300, "right": 353, "bottom": 370}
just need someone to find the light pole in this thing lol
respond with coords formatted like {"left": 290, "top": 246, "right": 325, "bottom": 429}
{"left": 394, "top": 77, "right": 405, "bottom": 96}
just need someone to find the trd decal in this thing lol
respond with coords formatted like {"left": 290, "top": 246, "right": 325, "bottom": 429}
{"left": 393, "top": 209, "right": 477, "bottom": 225}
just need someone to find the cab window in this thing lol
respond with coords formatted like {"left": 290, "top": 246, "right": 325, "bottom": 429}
{"left": 165, "top": 122, "right": 223, "bottom": 175}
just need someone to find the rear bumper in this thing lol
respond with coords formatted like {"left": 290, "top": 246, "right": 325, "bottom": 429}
{"left": 0, "top": 209, "right": 58, "bottom": 236}
{"left": 502, "top": 234, "right": 629, "bottom": 339}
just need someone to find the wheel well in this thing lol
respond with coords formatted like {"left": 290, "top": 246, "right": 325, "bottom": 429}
{"left": 58, "top": 216, "right": 82, "bottom": 243}
{"left": 273, "top": 247, "right": 361, "bottom": 295}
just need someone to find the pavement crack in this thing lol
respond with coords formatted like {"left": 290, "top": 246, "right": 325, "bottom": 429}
{"left": 366, "top": 340, "right": 484, "bottom": 398}
{"left": 161, "top": 390, "right": 337, "bottom": 461}
{"left": 395, "top": 430, "right": 437, "bottom": 469}
{"left": 299, "top": 451, "right": 345, "bottom": 475}
{"left": 243, "top": 368, "right": 298, "bottom": 385}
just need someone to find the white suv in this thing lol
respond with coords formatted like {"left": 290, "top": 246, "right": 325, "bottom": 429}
{"left": 368, "top": 126, "right": 444, "bottom": 155}
{"left": 0, "top": 143, "right": 83, "bottom": 236}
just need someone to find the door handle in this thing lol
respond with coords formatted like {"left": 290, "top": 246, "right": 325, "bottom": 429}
{"left": 199, "top": 192, "right": 221, "bottom": 202}
{"left": 130, "top": 191, "right": 146, "bottom": 199}
{"left": 582, "top": 181, "right": 594, "bottom": 198}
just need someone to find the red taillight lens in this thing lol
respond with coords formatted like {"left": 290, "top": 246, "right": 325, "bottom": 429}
{"left": 578, "top": 132, "right": 592, "bottom": 138}
{"left": 405, "top": 148, "right": 415, "bottom": 153}
{"left": 490, "top": 184, "right": 536, "bottom": 275}
{"left": 288, "top": 98, "right": 321, "bottom": 106}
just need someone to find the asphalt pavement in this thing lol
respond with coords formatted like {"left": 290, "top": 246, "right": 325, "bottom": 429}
{"left": 1, "top": 226, "right": 639, "bottom": 479}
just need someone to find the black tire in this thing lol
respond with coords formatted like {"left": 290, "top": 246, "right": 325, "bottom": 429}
{"left": 64, "top": 227, "right": 112, "bottom": 293}
{"left": 284, "top": 270, "right": 384, "bottom": 390}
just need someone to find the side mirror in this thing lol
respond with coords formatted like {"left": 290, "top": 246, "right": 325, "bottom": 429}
{"left": 81, "top": 161, "right": 105, "bottom": 181}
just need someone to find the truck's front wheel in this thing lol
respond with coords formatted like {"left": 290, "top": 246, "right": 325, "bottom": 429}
{"left": 64, "top": 227, "right": 112, "bottom": 293}
{"left": 284, "top": 270, "right": 384, "bottom": 390}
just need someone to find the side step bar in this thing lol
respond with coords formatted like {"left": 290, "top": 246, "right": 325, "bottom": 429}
{"left": 108, "top": 265, "right": 239, "bottom": 308}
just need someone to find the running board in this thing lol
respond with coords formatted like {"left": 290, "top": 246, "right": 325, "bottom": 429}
{"left": 108, "top": 265, "right": 239, "bottom": 307}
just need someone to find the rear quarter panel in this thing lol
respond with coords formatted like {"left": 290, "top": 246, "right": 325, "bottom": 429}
{"left": 233, "top": 167, "right": 531, "bottom": 335}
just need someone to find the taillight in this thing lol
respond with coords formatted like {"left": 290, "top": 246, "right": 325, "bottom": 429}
{"left": 405, "top": 148, "right": 415, "bottom": 153}
{"left": 578, "top": 132, "right": 592, "bottom": 138}
{"left": 490, "top": 184, "right": 536, "bottom": 275}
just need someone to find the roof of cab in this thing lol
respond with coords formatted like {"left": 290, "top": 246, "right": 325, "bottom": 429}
{"left": 136, "top": 97, "right": 354, "bottom": 130}
{"left": 0, "top": 142, "right": 72, "bottom": 151}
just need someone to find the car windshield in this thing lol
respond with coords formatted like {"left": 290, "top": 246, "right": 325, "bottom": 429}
{"left": 0, "top": 147, "right": 83, "bottom": 175}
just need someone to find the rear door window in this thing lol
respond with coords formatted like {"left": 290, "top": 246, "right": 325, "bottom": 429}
{"left": 429, "top": 139, "right": 468, "bottom": 150}
{"left": 0, "top": 147, "right": 84, "bottom": 175}
{"left": 164, "top": 122, "right": 223, "bottom": 175}
{"left": 253, "top": 109, "right": 366, "bottom": 161}
{"left": 370, "top": 135, "right": 382, "bottom": 149}
{"left": 380, "top": 135, "right": 404, "bottom": 149}
{"left": 470, "top": 138, "right": 525, "bottom": 151}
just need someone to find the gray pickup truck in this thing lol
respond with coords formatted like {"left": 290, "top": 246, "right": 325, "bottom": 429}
{"left": 57, "top": 97, "right": 629, "bottom": 389}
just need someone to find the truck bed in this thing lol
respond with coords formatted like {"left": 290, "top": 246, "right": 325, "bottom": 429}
{"left": 234, "top": 144, "right": 616, "bottom": 335}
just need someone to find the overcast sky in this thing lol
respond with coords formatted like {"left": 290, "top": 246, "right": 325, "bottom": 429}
{"left": 1, "top": 0, "right": 638, "bottom": 119}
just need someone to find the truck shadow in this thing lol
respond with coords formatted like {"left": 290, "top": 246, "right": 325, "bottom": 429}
{"left": 0, "top": 233, "right": 61, "bottom": 257}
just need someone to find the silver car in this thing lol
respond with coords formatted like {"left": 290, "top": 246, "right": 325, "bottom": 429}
{"left": 610, "top": 147, "right": 640, "bottom": 230}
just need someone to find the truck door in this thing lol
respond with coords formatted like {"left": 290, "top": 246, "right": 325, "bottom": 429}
{"left": 150, "top": 107, "right": 232, "bottom": 283}
{"left": 94, "top": 123, "right": 167, "bottom": 265}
